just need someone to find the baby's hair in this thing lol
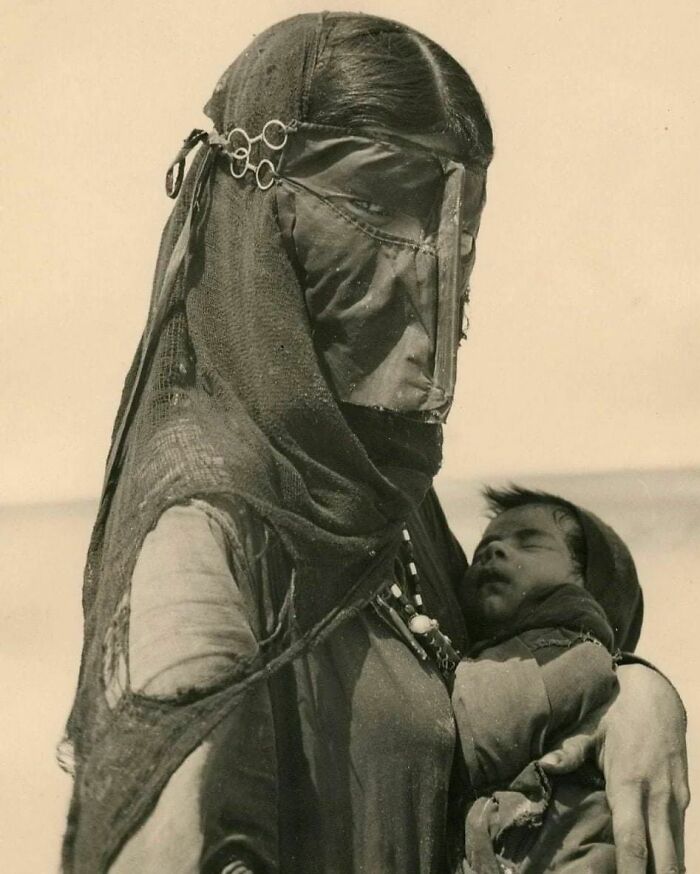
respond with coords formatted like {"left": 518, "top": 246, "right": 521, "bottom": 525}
{"left": 482, "top": 485, "right": 587, "bottom": 577}
{"left": 306, "top": 15, "right": 494, "bottom": 170}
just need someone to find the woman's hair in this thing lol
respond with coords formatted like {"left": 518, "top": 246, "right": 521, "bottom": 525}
{"left": 306, "top": 16, "right": 493, "bottom": 169}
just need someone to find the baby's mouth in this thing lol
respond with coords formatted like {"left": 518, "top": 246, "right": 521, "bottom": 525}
{"left": 474, "top": 567, "right": 510, "bottom": 593}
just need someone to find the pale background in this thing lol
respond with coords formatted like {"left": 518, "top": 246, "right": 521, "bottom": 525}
{"left": 1, "top": 0, "right": 698, "bottom": 870}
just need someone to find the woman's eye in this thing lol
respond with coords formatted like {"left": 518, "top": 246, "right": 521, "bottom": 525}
{"left": 354, "top": 199, "right": 390, "bottom": 217}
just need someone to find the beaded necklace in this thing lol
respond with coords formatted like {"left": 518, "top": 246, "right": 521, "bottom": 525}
{"left": 376, "top": 525, "right": 461, "bottom": 677}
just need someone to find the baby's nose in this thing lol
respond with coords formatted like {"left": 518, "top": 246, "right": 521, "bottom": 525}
{"left": 481, "top": 540, "right": 508, "bottom": 561}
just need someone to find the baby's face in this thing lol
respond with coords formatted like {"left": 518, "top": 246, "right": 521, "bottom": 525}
{"left": 465, "top": 504, "right": 583, "bottom": 626}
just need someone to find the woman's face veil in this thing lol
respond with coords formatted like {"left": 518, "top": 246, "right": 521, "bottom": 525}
{"left": 275, "top": 124, "right": 486, "bottom": 423}
{"left": 202, "top": 15, "right": 487, "bottom": 428}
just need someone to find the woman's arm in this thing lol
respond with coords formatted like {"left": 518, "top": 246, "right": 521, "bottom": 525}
{"left": 110, "top": 500, "right": 277, "bottom": 874}
{"left": 538, "top": 662, "right": 689, "bottom": 873}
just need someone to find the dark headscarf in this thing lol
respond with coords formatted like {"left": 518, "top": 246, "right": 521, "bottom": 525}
{"left": 62, "top": 14, "right": 459, "bottom": 872}
{"left": 574, "top": 503, "right": 643, "bottom": 651}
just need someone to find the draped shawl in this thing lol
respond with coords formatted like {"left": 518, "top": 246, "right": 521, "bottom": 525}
{"left": 62, "top": 13, "right": 457, "bottom": 872}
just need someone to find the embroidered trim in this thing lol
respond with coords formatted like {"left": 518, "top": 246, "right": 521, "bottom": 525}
{"left": 528, "top": 630, "right": 609, "bottom": 653}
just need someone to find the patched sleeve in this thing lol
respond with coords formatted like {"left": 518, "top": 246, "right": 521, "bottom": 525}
{"left": 453, "top": 637, "right": 551, "bottom": 792}
{"left": 526, "top": 631, "right": 618, "bottom": 739}
{"left": 128, "top": 499, "right": 259, "bottom": 697}
{"left": 110, "top": 500, "right": 279, "bottom": 874}
{"left": 452, "top": 632, "right": 617, "bottom": 792}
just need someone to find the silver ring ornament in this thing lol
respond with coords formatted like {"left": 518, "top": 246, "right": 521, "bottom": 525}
{"left": 255, "top": 159, "right": 276, "bottom": 191}
{"left": 261, "top": 119, "right": 288, "bottom": 150}
{"left": 225, "top": 119, "right": 288, "bottom": 190}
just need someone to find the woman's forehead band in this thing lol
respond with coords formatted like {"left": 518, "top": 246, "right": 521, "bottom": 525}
{"left": 165, "top": 119, "right": 290, "bottom": 197}
{"left": 164, "top": 119, "right": 480, "bottom": 200}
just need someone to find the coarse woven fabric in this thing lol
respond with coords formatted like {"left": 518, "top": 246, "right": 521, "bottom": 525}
{"left": 61, "top": 12, "right": 457, "bottom": 873}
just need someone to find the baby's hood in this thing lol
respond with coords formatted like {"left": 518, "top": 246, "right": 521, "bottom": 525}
{"left": 572, "top": 504, "right": 643, "bottom": 651}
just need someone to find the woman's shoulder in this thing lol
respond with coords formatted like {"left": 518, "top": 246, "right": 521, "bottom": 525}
{"left": 150, "top": 496, "right": 280, "bottom": 566}
{"left": 145, "top": 496, "right": 292, "bottom": 634}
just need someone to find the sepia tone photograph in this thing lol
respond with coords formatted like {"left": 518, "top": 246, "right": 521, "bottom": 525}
{"left": 2, "top": 1, "right": 697, "bottom": 871}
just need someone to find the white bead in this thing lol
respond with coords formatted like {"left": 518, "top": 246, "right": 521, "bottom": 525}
{"left": 408, "top": 614, "right": 436, "bottom": 635}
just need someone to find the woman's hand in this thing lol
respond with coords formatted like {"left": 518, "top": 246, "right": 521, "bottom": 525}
{"left": 538, "top": 662, "right": 689, "bottom": 873}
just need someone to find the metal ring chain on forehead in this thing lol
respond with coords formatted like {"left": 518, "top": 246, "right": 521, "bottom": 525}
{"left": 226, "top": 119, "right": 289, "bottom": 191}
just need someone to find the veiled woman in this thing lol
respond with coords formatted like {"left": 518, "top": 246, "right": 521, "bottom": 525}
{"left": 61, "top": 13, "right": 688, "bottom": 874}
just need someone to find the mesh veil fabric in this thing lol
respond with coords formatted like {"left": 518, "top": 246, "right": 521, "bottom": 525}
{"left": 62, "top": 13, "right": 454, "bottom": 872}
